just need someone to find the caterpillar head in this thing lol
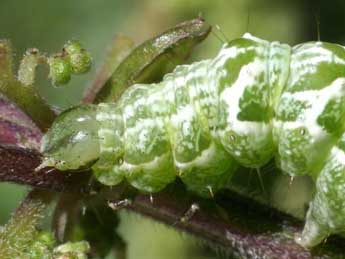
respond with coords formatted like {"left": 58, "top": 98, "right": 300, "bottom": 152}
{"left": 39, "top": 104, "right": 100, "bottom": 171}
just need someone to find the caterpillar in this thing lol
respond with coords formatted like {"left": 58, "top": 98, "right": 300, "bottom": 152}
{"left": 39, "top": 33, "right": 345, "bottom": 248}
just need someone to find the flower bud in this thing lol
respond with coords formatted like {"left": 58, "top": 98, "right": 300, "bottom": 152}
{"left": 64, "top": 40, "right": 92, "bottom": 74}
{"left": 48, "top": 55, "right": 72, "bottom": 86}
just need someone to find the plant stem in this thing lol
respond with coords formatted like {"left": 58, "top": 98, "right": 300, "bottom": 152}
{"left": 0, "top": 189, "right": 55, "bottom": 258}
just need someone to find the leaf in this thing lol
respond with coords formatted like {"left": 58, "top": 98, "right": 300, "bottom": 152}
{"left": 82, "top": 35, "right": 135, "bottom": 103}
{"left": 94, "top": 17, "right": 211, "bottom": 103}
{"left": 0, "top": 93, "right": 42, "bottom": 149}
{"left": 0, "top": 40, "right": 56, "bottom": 131}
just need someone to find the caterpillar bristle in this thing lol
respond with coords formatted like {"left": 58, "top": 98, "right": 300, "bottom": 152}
{"left": 206, "top": 186, "right": 214, "bottom": 199}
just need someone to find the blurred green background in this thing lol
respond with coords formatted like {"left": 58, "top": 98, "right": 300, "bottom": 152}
{"left": 0, "top": 0, "right": 344, "bottom": 258}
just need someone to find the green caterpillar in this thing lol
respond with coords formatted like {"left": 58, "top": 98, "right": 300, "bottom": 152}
{"left": 39, "top": 33, "right": 345, "bottom": 248}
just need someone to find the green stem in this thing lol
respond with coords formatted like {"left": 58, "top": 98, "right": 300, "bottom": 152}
{"left": 17, "top": 48, "right": 47, "bottom": 87}
{"left": 0, "top": 189, "right": 55, "bottom": 258}
{"left": 0, "top": 40, "right": 13, "bottom": 83}
{"left": 0, "top": 40, "right": 56, "bottom": 131}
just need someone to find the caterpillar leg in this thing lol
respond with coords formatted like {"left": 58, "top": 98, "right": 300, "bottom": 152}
{"left": 296, "top": 141, "right": 345, "bottom": 248}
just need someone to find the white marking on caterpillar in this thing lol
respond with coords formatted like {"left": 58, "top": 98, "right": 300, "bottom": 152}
{"left": 278, "top": 78, "right": 345, "bottom": 138}
{"left": 220, "top": 60, "right": 267, "bottom": 135}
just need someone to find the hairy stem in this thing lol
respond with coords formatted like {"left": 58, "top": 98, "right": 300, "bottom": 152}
{"left": 0, "top": 189, "right": 55, "bottom": 258}
{"left": 0, "top": 144, "right": 344, "bottom": 258}
{"left": 0, "top": 40, "right": 56, "bottom": 131}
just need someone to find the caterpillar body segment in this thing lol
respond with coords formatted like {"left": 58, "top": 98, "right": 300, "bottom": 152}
{"left": 297, "top": 135, "right": 345, "bottom": 247}
{"left": 275, "top": 42, "right": 345, "bottom": 179}
{"left": 41, "top": 33, "right": 345, "bottom": 247}
{"left": 40, "top": 104, "right": 100, "bottom": 171}
{"left": 94, "top": 56, "right": 239, "bottom": 196}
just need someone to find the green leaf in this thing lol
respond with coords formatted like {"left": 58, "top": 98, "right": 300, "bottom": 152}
{"left": 82, "top": 35, "right": 135, "bottom": 103}
{"left": 94, "top": 17, "right": 211, "bottom": 103}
